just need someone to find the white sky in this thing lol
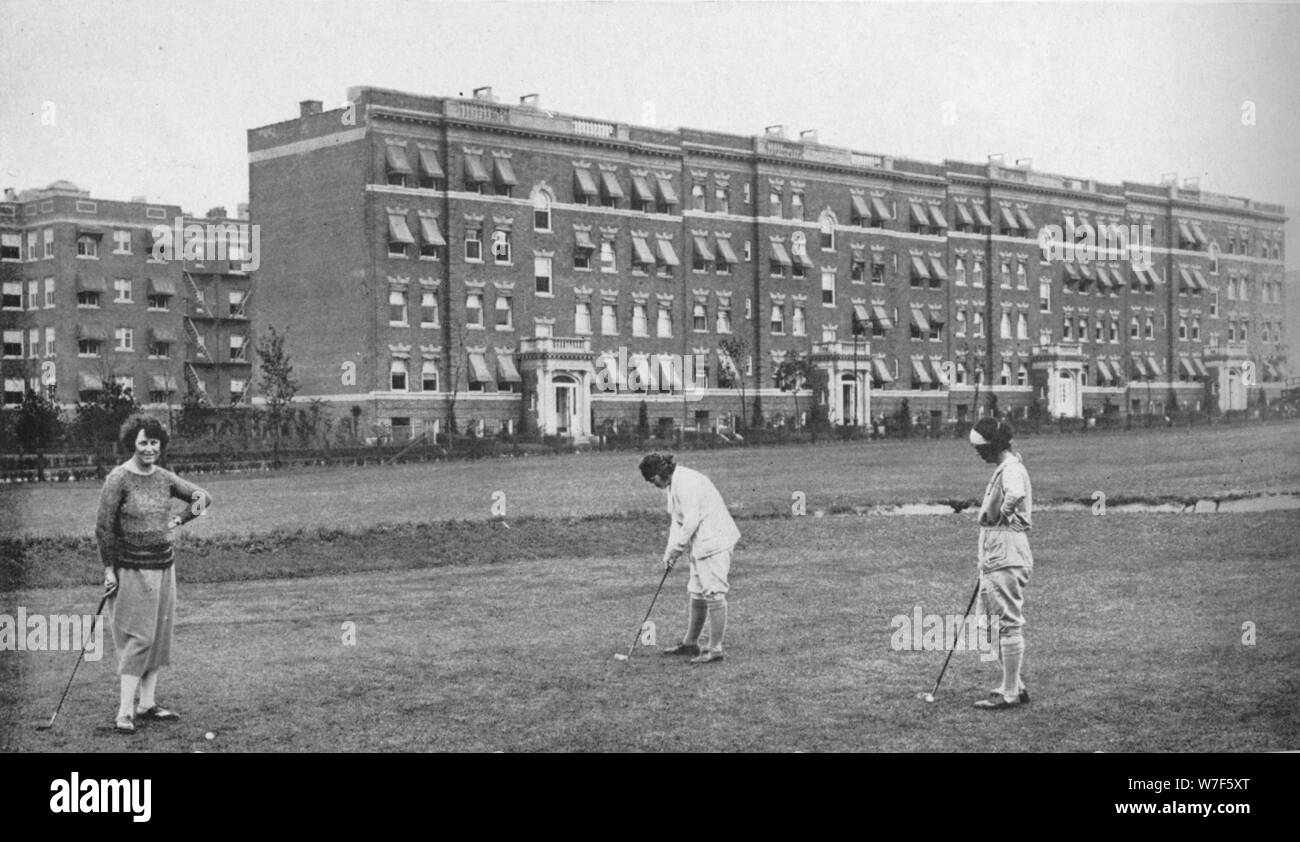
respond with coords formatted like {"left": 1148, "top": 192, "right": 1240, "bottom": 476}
{"left": 2, "top": 0, "right": 1297, "bottom": 265}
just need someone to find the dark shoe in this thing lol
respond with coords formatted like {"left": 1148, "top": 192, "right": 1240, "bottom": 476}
{"left": 136, "top": 705, "right": 180, "bottom": 721}
{"left": 1019, "top": 688, "right": 1030, "bottom": 705}
{"left": 115, "top": 714, "right": 136, "bottom": 734}
{"left": 973, "top": 692, "right": 1021, "bottom": 710}
{"left": 690, "top": 650, "right": 724, "bottom": 664}
{"left": 662, "top": 642, "right": 700, "bottom": 657}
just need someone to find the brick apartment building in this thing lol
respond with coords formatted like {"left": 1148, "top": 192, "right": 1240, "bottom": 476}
{"left": 246, "top": 86, "right": 1288, "bottom": 442}
{"left": 0, "top": 181, "right": 254, "bottom": 417}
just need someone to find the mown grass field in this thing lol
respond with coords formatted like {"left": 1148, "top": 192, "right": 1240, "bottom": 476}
{"left": 1, "top": 514, "right": 1296, "bottom": 752}
{"left": 0, "top": 421, "right": 1297, "bottom": 752}
{"left": 2, "top": 422, "right": 1298, "bottom": 541}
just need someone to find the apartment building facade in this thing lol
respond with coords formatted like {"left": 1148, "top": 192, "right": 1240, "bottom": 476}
{"left": 246, "top": 86, "right": 1288, "bottom": 442}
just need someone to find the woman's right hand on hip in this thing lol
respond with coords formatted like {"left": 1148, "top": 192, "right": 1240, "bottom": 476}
{"left": 104, "top": 568, "right": 118, "bottom": 593}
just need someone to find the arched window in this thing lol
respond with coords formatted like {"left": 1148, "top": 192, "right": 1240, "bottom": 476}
{"left": 532, "top": 189, "right": 551, "bottom": 231}
{"left": 819, "top": 212, "right": 835, "bottom": 250}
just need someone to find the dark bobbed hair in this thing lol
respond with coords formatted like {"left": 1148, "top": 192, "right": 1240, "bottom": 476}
{"left": 971, "top": 416, "right": 1014, "bottom": 452}
{"left": 639, "top": 452, "right": 676, "bottom": 482}
{"left": 119, "top": 414, "right": 170, "bottom": 453}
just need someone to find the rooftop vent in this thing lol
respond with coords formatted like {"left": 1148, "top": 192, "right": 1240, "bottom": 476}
{"left": 799, "top": 129, "right": 819, "bottom": 144}
{"left": 473, "top": 86, "right": 495, "bottom": 102}
{"left": 300, "top": 100, "right": 323, "bottom": 117}
{"left": 519, "top": 93, "right": 540, "bottom": 107}
{"left": 764, "top": 124, "right": 786, "bottom": 139}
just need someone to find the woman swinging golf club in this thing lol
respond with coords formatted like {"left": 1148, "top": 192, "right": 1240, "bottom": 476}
{"left": 639, "top": 453, "right": 740, "bottom": 664}
{"left": 969, "top": 417, "right": 1033, "bottom": 709}
{"left": 96, "top": 414, "right": 213, "bottom": 733}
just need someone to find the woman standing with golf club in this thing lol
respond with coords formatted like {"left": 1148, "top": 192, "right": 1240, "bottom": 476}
{"left": 96, "top": 414, "right": 213, "bottom": 733}
{"left": 968, "top": 416, "right": 1033, "bottom": 709}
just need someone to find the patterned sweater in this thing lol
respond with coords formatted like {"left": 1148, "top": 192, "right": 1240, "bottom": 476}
{"left": 95, "top": 465, "right": 211, "bottom": 569}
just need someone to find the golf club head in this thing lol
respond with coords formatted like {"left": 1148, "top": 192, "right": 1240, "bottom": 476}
{"left": 916, "top": 692, "right": 936, "bottom": 703}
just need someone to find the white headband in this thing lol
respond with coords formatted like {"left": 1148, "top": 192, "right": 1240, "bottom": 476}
{"left": 969, "top": 428, "right": 990, "bottom": 446}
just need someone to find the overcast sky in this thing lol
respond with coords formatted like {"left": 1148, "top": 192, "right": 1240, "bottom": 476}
{"left": 2, "top": 0, "right": 1297, "bottom": 266}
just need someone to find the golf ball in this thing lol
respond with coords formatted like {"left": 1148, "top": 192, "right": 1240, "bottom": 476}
{"left": 204, "top": 731, "right": 215, "bottom": 740}
{"left": 613, "top": 654, "right": 628, "bottom": 661}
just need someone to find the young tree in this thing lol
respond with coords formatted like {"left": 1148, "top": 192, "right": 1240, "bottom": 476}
{"left": 637, "top": 399, "right": 650, "bottom": 440}
{"left": 13, "top": 386, "right": 64, "bottom": 481}
{"left": 894, "top": 397, "right": 913, "bottom": 439}
{"left": 254, "top": 324, "right": 299, "bottom": 467}
{"left": 774, "top": 352, "right": 815, "bottom": 428}
{"left": 716, "top": 336, "right": 749, "bottom": 431}
{"left": 74, "top": 376, "right": 138, "bottom": 474}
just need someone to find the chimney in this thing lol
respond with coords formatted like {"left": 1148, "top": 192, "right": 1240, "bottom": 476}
{"left": 237, "top": 202, "right": 250, "bottom": 220}
{"left": 1015, "top": 157, "right": 1032, "bottom": 170}
{"left": 799, "top": 129, "right": 819, "bottom": 144}
{"left": 473, "top": 86, "right": 495, "bottom": 102}
{"left": 764, "top": 124, "right": 786, "bottom": 139}
{"left": 1160, "top": 172, "right": 1178, "bottom": 186}
{"left": 3, "top": 188, "right": 15, "bottom": 202}
{"left": 1181, "top": 177, "right": 1200, "bottom": 192}
{"left": 300, "top": 100, "right": 323, "bottom": 117}
{"left": 987, "top": 153, "right": 1005, "bottom": 165}
{"left": 519, "top": 93, "right": 539, "bottom": 107}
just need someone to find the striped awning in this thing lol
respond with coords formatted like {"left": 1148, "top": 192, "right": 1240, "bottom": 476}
{"left": 418, "top": 216, "right": 446, "bottom": 246}
{"left": 850, "top": 194, "right": 871, "bottom": 221}
{"left": 147, "top": 277, "right": 177, "bottom": 296}
{"left": 1178, "top": 357, "right": 1196, "bottom": 377}
{"left": 573, "top": 168, "right": 598, "bottom": 197}
{"left": 1016, "top": 208, "right": 1035, "bottom": 232}
{"left": 632, "top": 175, "right": 656, "bottom": 203}
{"left": 928, "top": 257, "right": 949, "bottom": 281}
{"left": 715, "top": 238, "right": 739, "bottom": 266}
{"left": 387, "top": 213, "right": 414, "bottom": 243}
{"left": 150, "top": 327, "right": 177, "bottom": 343}
{"left": 999, "top": 206, "right": 1020, "bottom": 230}
{"left": 928, "top": 206, "right": 949, "bottom": 229}
{"left": 929, "top": 358, "right": 950, "bottom": 385}
{"left": 954, "top": 203, "right": 974, "bottom": 227}
{"left": 1191, "top": 268, "right": 1209, "bottom": 290}
{"left": 1093, "top": 265, "right": 1113, "bottom": 290}
{"left": 417, "top": 148, "right": 443, "bottom": 178}
{"left": 1129, "top": 357, "right": 1149, "bottom": 378}
{"left": 770, "top": 242, "right": 792, "bottom": 268}
{"left": 656, "top": 176, "right": 678, "bottom": 205}
{"left": 692, "top": 236, "right": 715, "bottom": 263}
{"left": 910, "top": 308, "right": 931, "bottom": 333}
{"left": 76, "top": 273, "right": 107, "bottom": 292}
{"left": 496, "top": 354, "right": 522, "bottom": 383}
{"left": 467, "top": 352, "right": 493, "bottom": 384}
{"left": 910, "top": 202, "right": 931, "bottom": 226}
{"left": 871, "top": 305, "right": 894, "bottom": 329}
{"left": 656, "top": 239, "right": 679, "bottom": 266}
{"left": 871, "top": 358, "right": 894, "bottom": 383}
{"left": 631, "top": 236, "right": 655, "bottom": 265}
{"left": 78, "top": 371, "right": 103, "bottom": 391}
{"left": 910, "top": 256, "right": 931, "bottom": 280}
{"left": 870, "top": 196, "right": 892, "bottom": 221}
{"left": 77, "top": 324, "right": 108, "bottom": 340}
{"left": 1095, "top": 360, "right": 1115, "bottom": 382}
{"left": 463, "top": 154, "right": 489, "bottom": 184}
{"left": 1190, "top": 222, "right": 1209, "bottom": 246}
{"left": 1177, "top": 221, "right": 1197, "bottom": 246}
{"left": 1147, "top": 355, "right": 1164, "bottom": 377}
{"left": 1191, "top": 358, "right": 1209, "bottom": 378}
{"left": 910, "top": 358, "right": 932, "bottom": 385}
{"left": 971, "top": 203, "right": 992, "bottom": 228}
{"left": 574, "top": 229, "right": 596, "bottom": 250}
{"left": 599, "top": 171, "right": 624, "bottom": 199}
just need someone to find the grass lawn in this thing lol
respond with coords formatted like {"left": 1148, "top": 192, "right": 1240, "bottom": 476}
{"left": 3, "top": 421, "right": 1299, "bottom": 541}
{"left": 2, "top": 512, "right": 1296, "bottom": 752}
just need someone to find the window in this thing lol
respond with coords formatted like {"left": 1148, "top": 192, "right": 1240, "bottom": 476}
{"left": 973, "top": 311, "right": 984, "bottom": 337}
{"left": 850, "top": 256, "right": 866, "bottom": 283}
{"left": 1109, "top": 319, "right": 1119, "bottom": 343}
{"left": 533, "top": 192, "right": 551, "bottom": 231}
{"left": 821, "top": 270, "right": 836, "bottom": 306}
{"left": 819, "top": 214, "right": 835, "bottom": 250}
{"left": 1077, "top": 317, "right": 1088, "bottom": 342}
{"left": 1063, "top": 317, "right": 1073, "bottom": 341}
{"left": 692, "top": 302, "right": 707, "bottom": 332}
{"left": 148, "top": 340, "right": 170, "bottom": 358}
{"left": 229, "top": 334, "right": 245, "bottom": 361}
{"left": 955, "top": 259, "right": 966, "bottom": 286}
{"left": 715, "top": 241, "right": 734, "bottom": 275}
{"left": 575, "top": 301, "right": 592, "bottom": 334}
{"left": 1017, "top": 312, "right": 1029, "bottom": 340}
{"left": 26, "top": 280, "right": 37, "bottom": 310}
{"left": 1227, "top": 322, "right": 1236, "bottom": 342}
{"left": 1016, "top": 262, "right": 1027, "bottom": 289}
{"left": 770, "top": 304, "right": 785, "bottom": 334}
{"left": 743, "top": 240, "right": 752, "bottom": 262}
{"left": 464, "top": 227, "right": 482, "bottom": 262}
{"left": 972, "top": 260, "right": 983, "bottom": 287}
{"left": 1000, "top": 363, "right": 1011, "bottom": 386}
{"left": 2, "top": 330, "right": 20, "bottom": 357}
{"left": 418, "top": 291, "right": 438, "bottom": 326}
{"left": 1, "top": 282, "right": 19, "bottom": 309}
{"left": 422, "top": 361, "right": 438, "bottom": 391}
{"left": 1095, "top": 319, "right": 1104, "bottom": 343}
{"left": 692, "top": 184, "right": 707, "bottom": 212}
{"left": 602, "top": 302, "right": 618, "bottom": 335}
{"left": 466, "top": 292, "right": 484, "bottom": 327}
{"left": 1144, "top": 316, "right": 1154, "bottom": 340}
{"left": 955, "top": 309, "right": 967, "bottom": 336}
{"left": 495, "top": 295, "right": 513, "bottom": 329}
{"left": 715, "top": 186, "right": 729, "bottom": 215}
{"left": 116, "top": 327, "right": 134, "bottom": 352}
{"left": 871, "top": 259, "right": 884, "bottom": 285}
{"left": 0, "top": 233, "right": 19, "bottom": 261}
{"left": 113, "top": 229, "right": 132, "bottom": 254}
{"left": 147, "top": 293, "right": 169, "bottom": 311}
{"left": 743, "top": 183, "right": 752, "bottom": 204}
{"left": 390, "top": 359, "right": 408, "bottom": 391}
{"left": 26, "top": 231, "right": 37, "bottom": 260}
{"left": 1000, "top": 262, "right": 1011, "bottom": 288}
{"left": 769, "top": 191, "right": 782, "bottom": 218}
{"left": 43, "top": 228, "right": 54, "bottom": 258}
{"left": 632, "top": 303, "right": 648, "bottom": 337}
{"left": 600, "top": 239, "right": 616, "bottom": 272}
{"left": 1178, "top": 318, "right": 1187, "bottom": 340}
{"left": 534, "top": 322, "right": 553, "bottom": 338}
{"left": 44, "top": 327, "right": 55, "bottom": 357}
{"left": 114, "top": 279, "right": 132, "bottom": 303}
{"left": 574, "top": 239, "right": 592, "bottom": 270}
{"left": 78, "top": 338, "right": 101, "bottom": 356}
{"left": 27, "top": 328, "right": 37, "bottom": 359}
{"left": 1239, "top": 321, "right": 1248, "bottom": 342}
{"left": 229, "top": 379, "right": 246, "bottom": 405}
{"left": 1000, "top": 311, "right": 1012, "bottom": 339}
{"left": 389, "top": 289, "right": 407, "bottom": 325}
{"left": 535, "top": 256, "right": 552, "bottom": 295}
{"left": 492, "top": 229, "right": 511, "bottom": 264}
{"left": 792, "top": 305, "right": 806, "bottom": 336}
{"left": 1130, "top": 316, "right": 1140, "bottom": 339}
{"left": 1191, "top": 318, "right": 1200, "bottom": 341}
{"left": 791, "top": 193, "right": 804, "bottom": 221}
{"left": 417, "top": 216, "right": 444, "bottom": 260}
{"left": 77, "top": 235, "right": 99, "bottom": 258}
{"left": 657, "top": 304, "right": 673, "bottom": 338}
{"left": 1039, "top": 278, "right": 1051, "bottom": 312}
{"left": 716, "top": 301, "right": 732, "bottom": 334}
{"left": 77, "top": 291, "right": 100, "bottom": 307}
{"left": 792, "top": 256, "right": 806, "bottom": 280}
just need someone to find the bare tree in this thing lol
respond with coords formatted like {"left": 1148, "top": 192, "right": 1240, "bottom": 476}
{"left": 254, "top": 324, "right": 298, "bottom": 467}
{"left": 717, "top": 335, "right": 749, "bottom": 431}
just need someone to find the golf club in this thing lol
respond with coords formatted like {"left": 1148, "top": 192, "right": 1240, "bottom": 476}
{"left": 917, "top": 579, "right": 981, "bottom": 703}
{"left": 614, "top": 563, "right": 672, "bottom": 662}
{"left": 36, "top": 581, "right": 117, "bottom": 731}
